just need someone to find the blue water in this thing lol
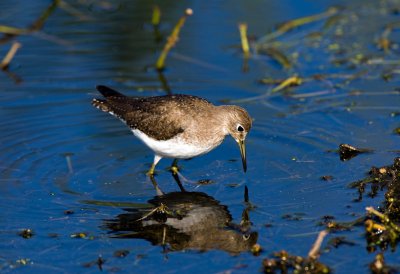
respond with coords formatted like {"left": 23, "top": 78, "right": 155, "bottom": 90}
{"left": 0, "top": 0, "right": 399, "bottom": 273}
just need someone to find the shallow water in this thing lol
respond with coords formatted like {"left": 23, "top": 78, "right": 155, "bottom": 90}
{"left": 0, "top": 0, "right": 399, "bottom": 273}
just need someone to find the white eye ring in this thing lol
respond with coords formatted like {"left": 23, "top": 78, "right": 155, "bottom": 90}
{"left": 242, "top": 234, "right": 250, "bottom": 240}
{"left": 237, "top": 124, "right": 244, "bottom": 132}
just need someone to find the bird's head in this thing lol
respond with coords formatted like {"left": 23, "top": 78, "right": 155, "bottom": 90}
{"left": 223, "top": 106, "right": 252, "bottom": 172}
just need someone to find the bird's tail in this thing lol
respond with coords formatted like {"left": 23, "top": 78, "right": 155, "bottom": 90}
{"left": 96, "top": 85, "right": 125, "bottom": 98}
{"left": 92, "top": 85, "right": 126, "bottom": 113}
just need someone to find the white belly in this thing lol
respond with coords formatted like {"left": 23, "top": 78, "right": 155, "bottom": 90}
{"left": 132, "top": 129, "right": 218, "bottom": 159}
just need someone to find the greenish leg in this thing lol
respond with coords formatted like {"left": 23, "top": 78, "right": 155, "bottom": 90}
{"left": 170, "top": 159, "right": 179, "bottom": 175}
{"left": 146, "top": 163, "right": 156, "bottom": 177}
{"left": 147, "top": 155, "right": 162, "bottom": 177}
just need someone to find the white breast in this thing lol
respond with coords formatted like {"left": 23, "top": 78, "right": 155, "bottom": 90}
{"left": 131, "top": 129, "right": 220, "bottom": 159}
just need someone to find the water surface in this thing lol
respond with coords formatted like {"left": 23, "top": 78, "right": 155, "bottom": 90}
{"left": 0, "top": 0, "right": 399, "bottom": 273}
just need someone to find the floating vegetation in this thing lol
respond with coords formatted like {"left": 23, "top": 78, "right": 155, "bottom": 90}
{"left": 369, "top": 253, "right": 399, "bottom": 273}
{"left": 251, "top": 243, "right": 262, "bottom": 256}
{"left": 155, "top": 8, "right": 193, "bottom": 71}
{"left": 348, "top": 157, "right": 400, "bottom": 251}
{"left": 232, "top": 1, "right": 400, "bottom": 106}
{"left": 262, "top": 231, "right": 330, "bottom": 273}
{"left": 365, "top": 207, "right": 400, "bottom": 252}
{"left": 338, "top": 143, "right": 373, "bottom": 161}
{"left": 349, "top": 157, "right": 400, "bottom": 204}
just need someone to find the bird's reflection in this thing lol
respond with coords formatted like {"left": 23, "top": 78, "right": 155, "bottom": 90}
{"left": 104, "top": 175, "right": 257, "bottom": 255}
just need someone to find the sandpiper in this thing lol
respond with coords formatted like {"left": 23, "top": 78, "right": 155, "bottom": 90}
{"left": 92, "top": 85, "right": 252, "bottom": 176}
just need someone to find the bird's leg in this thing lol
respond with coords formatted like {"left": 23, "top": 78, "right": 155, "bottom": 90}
{"left": 147, "top": 164, "right": 156, "bottom": 177}
{"left": 169, "top": 159, "right": 179, "bottom": 175}
{"left": 147, "top": 155, "right": 162, "bottom": 177}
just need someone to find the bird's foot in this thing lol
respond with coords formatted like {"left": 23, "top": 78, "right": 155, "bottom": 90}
{"left": 169, "top": 159, "right": 180, "bottom": 175}
{"left": 170, "top": 165, "right": 179, "bottom": 175}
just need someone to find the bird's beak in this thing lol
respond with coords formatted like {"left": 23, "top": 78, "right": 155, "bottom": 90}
{"left": 238, "top": 139, "right": 247, "bottom": 172}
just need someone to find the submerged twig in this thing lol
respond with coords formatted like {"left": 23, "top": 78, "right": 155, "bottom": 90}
{"left": 0, "top": 41, "right": 21, "bottom": 70}
{"left": 263, "top": 47, "right": 292, "bottom": 69}
{"left": 256, "top": 7, "right": 339, "bottom": 44}
{"left": 157, "top": 70, "right": 172, "bottom": 95}
{"left": 155, "top": 8, "right": 193, "bottom": 71}
{"left": 228, "top": 75, "right": 302, "bottom": 104}
{"left": 151, "top": 5, "right": 162, "bottom": 42}
{"left": 0, "top": 25, "right": 27, "bottom": 35}
{"left": 152, "top": 5, "right": 161, "bottom": 27}
{"left": 58, "top": 0, "right": 93, "bottom": 21}
{"left": 271, "top": 75, "right": 302, "bottom": 92}
{"left": 30, "top": 0, "right": 60, "bottom": 31}
{"left": 238, "top": 23, "right": 250, "bottom": 57}
{"left": 0, "top": 0, "right": 60, "bottom": 44}
{"left": 308, "top": 230, "right": 329, "bottom": 260}
{"left": 63, "top": 152, "right": 74, "bottom": 173}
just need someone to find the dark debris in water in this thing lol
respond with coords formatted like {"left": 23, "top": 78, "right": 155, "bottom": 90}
{"left": 113, "top": 250, "right": 130, "bottom": 258}
{"left": 196, "top": 179, "right": 214, "bottom": 185}
{"left": 349, "top": 157, "right": 400, "bottom": 204}
{"left": 18, "top": 228, "right": 34, "bottom": 239}
{"left": 325, "top": 236, "right": 356, "bottom": 250}
{"left": 82, "top": 256, "right": 105, "bottom": 271}
{"left": 282, "top": 213, "right": 306, "bottom": 221}
{"left": 317, "top": 215, "right": 364, "bottom": 232}
{"left": 338, "top": 143, "right": 373, "bottom": 161}
{"left": 70, "top": 232, "right": 95, "bottom": 240}
{"left": 64, "top": 209, "right": 74, "bottom": 215}
{"left": 320, "top": 175, "right": 334, "bottom": 181}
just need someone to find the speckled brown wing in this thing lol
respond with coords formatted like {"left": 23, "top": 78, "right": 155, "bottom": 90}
{"left": 92, "top": 85, "right": 211, "bottom": 141}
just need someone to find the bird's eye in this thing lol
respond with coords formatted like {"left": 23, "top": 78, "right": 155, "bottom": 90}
{"left": 237, "top": 125, "right": 244, "bottom": 132}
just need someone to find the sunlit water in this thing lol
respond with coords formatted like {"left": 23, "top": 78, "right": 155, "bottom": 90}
{"left": 0, "top": 0, "right": 399, "bottom": 273}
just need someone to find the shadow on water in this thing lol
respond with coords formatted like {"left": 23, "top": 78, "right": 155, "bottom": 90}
{"left": 103, "top": 175, "right": 258, "bottom": 255}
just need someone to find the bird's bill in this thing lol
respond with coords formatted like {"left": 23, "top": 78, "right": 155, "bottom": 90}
{"left": 238, "top": 139, "right": 247, "bottom": 172}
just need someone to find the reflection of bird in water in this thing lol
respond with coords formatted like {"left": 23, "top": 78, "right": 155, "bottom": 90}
{"left": 105, "top": 179, "right": 257, "bottom": 254}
